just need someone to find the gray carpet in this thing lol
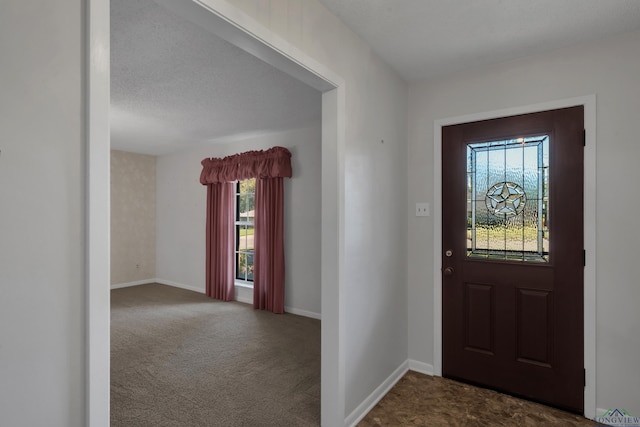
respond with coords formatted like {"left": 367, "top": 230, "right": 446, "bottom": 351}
{"left": 111, "top": 283, "right": 320, "bottom": 426}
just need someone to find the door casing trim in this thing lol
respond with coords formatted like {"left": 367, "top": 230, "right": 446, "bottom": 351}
{"left": 433, "top": 95, "right": 596, "bottom": 419}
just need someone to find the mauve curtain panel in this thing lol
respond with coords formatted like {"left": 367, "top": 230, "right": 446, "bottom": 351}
{"left": 253, "top": 177, "right": 286, "bottom": 313}
{"left": 205, "top": 182, "right": 235, "bottom": 301}
{"left": 200, "top": 147, "right": 292, "bottom": 313}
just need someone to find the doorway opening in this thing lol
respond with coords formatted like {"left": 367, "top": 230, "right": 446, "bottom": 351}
{"left": 88, "top": 0, "right": 346, "bottom": 425}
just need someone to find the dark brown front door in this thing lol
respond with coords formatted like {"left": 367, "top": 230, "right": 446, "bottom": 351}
{"left": 442, "top": 107, "right": 584, "bottom": 413}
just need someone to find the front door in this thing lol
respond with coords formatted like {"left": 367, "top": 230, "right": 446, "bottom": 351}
{"left": 442, "top": 107, "right": 584, "bottom": 413}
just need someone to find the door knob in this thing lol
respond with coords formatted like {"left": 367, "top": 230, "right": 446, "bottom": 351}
{"left": 443, "top": 267, "right": 454, "bottom": 276}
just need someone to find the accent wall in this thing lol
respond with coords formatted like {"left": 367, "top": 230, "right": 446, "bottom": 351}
{"left": 110, "top": 150, "right": 157, "bottom": 286}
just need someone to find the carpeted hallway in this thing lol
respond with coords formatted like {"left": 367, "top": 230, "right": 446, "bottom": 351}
{"left": 110, "top": 283, "right": 320, "bottom": 426}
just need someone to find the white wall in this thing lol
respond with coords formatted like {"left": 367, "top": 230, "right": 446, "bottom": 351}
{"left": 4, "top": 0, "right": 402, "bottom": 423}
{"left": 156, "top": 125, "right": 322, "bottom": 316}
{"left": 0, "top": 1, "right": 85, "bottom": 426}
{"left": 225, "top": 1, "right": 409, "bottom": 419}
{"left": 408, "top": 30, "right": 640, "bottom": 415}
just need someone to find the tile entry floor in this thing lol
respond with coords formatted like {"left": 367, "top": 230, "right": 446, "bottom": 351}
{"left": 358, "top": 371, "right": 604, "bottom": 426}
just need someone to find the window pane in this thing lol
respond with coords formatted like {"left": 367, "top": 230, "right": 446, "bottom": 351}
{"left": 237, "top": 225, "right": 254, "bottom": 251}
{"left": 246, "top": 194, "right": 255, "bottom": 216}
{"left": 239, "top": 195, "right": 248, "bottom": 219}
{"left": 467, "top": 136, "right": 549, "bottom": 262}
{"left": 246, "top": 226, "right": 254, "bottom": 251}
{"left": 235, "top": 251, "right": 255, "bottom": 281}
{"left": 246, "top": 250, "right": 254, "bottom": 281}
{"left": 235, "top": 178, "right": 256, "bottom": 282}
{"left": 237, "top": 252, "right": 247, "bottom": 280}
{"left": 237, "top": 226, "right": 243, "bottom": 250}
{"left": 238, "top": 179, "right": 255, "bottom": 217}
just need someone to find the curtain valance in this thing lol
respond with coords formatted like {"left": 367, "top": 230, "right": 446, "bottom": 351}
{"left": 200, "top": 146, "right": 292, "bottom": 185}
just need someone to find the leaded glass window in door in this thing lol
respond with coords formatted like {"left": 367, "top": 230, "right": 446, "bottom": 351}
{"left": 466, "top": 136, "right": 549, "bottom": 262}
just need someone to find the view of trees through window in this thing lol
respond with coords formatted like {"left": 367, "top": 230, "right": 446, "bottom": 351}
{"left": 235, "top": 178, "right": 255, "bottom": 282}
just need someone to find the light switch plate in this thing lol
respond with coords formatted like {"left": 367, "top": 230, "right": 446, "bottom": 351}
{"left": 416, "top": 203, "right": 430, "bottom": 217}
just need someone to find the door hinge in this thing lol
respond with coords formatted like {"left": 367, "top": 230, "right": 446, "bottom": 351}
{"left": 583, "top": 250, "right": 586, "bottom": 266}
{"left": 584, "top": 368, "right": 586, "bottom": 387}
{"left": 583, "top": 129, "right": 586, "bottom": 146}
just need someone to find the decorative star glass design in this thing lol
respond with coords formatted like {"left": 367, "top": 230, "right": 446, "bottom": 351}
{"left": 485, "top": 182, "right": 527, "bottom": 216}
{"left": 466, "top": 136, "right": 549, "bottom": 262}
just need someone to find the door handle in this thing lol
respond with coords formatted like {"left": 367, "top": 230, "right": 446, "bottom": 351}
{"left": 443, "top": 267, "right": 454, "bottom": 276}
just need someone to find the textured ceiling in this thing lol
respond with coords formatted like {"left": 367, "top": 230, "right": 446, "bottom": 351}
{"left": 319, "top": 0, "right": 640, "bottom": 82}
{"left": 113, "top": 0, "right": 640, "bottom": 155}
{"left": 111, "top": 0, "right": 321, "bottom": 155}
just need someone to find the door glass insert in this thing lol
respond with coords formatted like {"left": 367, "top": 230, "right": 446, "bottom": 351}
{"left": 467, "top": 135, "right": 549, "bottom": 262}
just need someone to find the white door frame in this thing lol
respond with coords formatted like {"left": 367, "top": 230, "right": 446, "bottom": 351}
{"left": 432, "top": 95, "right": 597, "bottom": 419}
{"left": 87, "top": 0, "right": 347, "bottom": 425}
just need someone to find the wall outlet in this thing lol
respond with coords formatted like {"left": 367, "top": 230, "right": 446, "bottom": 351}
{"left": 416, "top": 203, "right": 430, "bottom": 217}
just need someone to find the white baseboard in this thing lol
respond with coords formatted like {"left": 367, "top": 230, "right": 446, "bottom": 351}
{"left": 111, "top": 278, "right": 205, "bottom": 294}
{"left": 285, "top": 306, "right": 321, "bottom": 320}
{"left": 408, "top": 359, "right": 435, "bottom": 376}
{"left": 235, "top": 284, "right": 321, "bottom": 319}
{"left": 155, "top": 279, "right": 205, "bottom": 294}
{"left": 113, "top": 280, "right": 320, "bottom": 319}
{"left": 110, "top": 279, "right": 156, "bottom": 290}
{"left": 235, "top": 297, "right": 322, "bottom": 320}
{"left": 344, "top": 360, "right": 409, "bottom": 427}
